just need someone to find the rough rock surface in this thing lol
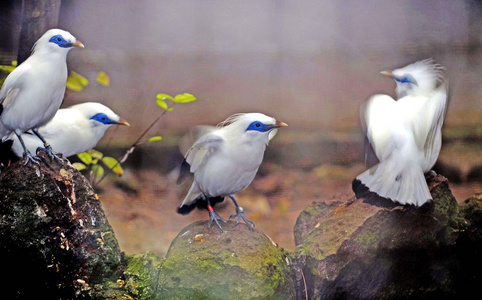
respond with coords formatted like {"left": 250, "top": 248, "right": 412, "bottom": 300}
{"left": 0, "top": 154, "right": 124, "bottom": 299}
{"left": 157, "top": 220, "right": 295, "bottom": 299}
{"left": 293, "top": 175, "right": 482, "bottom": 299}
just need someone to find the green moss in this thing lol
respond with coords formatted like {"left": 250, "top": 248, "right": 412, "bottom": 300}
{"left": 123, "top": 252, "right": 164, "bottom": 300}
{"left": 157, "top": 222, "right": 295, "bottom": 299}
{"left": 355, "top": 231, "right": 378, "bottom": 248}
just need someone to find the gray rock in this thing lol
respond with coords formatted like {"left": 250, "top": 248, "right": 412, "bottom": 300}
{"left": 293, "top": 175, "right": 481, "bottom": 299}
{"left": 158, "top": 220, "right": 296, "bottom": 300}
{"left": 0, "top": 153, "right": 124, "bottom": 299}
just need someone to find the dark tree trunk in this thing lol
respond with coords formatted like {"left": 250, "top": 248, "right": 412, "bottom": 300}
{"left": 17, "top": 0, "right": 61, "bottom": 64}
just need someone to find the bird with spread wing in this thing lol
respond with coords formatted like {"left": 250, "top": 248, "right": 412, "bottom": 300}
{"left": 353, "top": 59, "right": 448, "bottom": 206}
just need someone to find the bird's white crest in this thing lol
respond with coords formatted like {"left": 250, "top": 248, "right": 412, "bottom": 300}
{"left": 32, "top": 29, "right": 80, "bottom": 55}
{"left": 390, "top": 58, "right": 446, "bottom": 98}
{"left": 356, "top": 60, "right": 448, "bottom": 206}
{"left": 10, "top": 102, "right": 126, "bottom": 158}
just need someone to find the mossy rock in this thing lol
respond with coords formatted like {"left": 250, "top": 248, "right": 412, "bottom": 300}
{"left": 293, "top": 175, "right": 480, "bottom": 299}
{"left": 157, "top": 220, "right": 295, "bottom": 299}
{"left": 0, "top": 154, "right": 125, "bottom": 299}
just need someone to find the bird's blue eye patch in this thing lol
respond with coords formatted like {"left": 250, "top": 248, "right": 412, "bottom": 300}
{"left": 49, "top": 34, "right": 73, "bottom": 48}
{"left": 91, "top": 113, "right": 115, "bottom": 125}
{"left": 396, "top": 74, "right": 418, "bottom": 86}
{"left": 246, "top": 121, "right": 274, "bottom": 132}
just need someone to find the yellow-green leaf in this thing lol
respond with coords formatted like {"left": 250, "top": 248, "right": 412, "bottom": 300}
{"left": 66, "top": 77, "right": 84, "bottom": 91}
{"left": 102, "top": 156, "right": 123, "bottom": 176}
{"left": 72, "top": 162, "right": 87, "bottom": 171}
{"left": 148, "top": 136, "right": 163, "bottom": 142}
{"left": 156, "top": 93, "right": 174, "bottom": 101}
{"left": 156, "top": 98, "right": 169, "bottom": 110}
{"left": 96, "top": 71, "right": 110, "bottom": 86}
{"left": 66, "top": 71, "right": 89, "bottom": 92}
{"left": 0, "top": 61, "right": 17, "bottom": 73}
{"left": 88, "top": 149, "right": 103, "bottom": 160}
{"left": 91, "top": 164, "right": 104, "bottom": 179}
{"left": 77, "top": 152, "right": 92, "bottom": 165}
{"left": 173, "top": 93, "right": 197, "bottom": 103}
{"left": 71, "top": 71, "right": 89, "bottom": 86}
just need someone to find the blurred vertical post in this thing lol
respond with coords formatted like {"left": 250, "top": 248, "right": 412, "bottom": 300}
{"left": 17, "top": 0, "right": 61, "bottom": 64}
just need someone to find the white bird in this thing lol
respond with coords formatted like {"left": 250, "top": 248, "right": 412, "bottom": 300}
{"left": 9, "top": 102, "right": 129, "bottom": 158}
{"left": 353, "top": 59, "right": 448, "bottom": 206}
{"left": 177, "top": 113, "right": 288, "bottom": 229}
{"left": 0, "top": 28, "right": 84, "bottom": 164}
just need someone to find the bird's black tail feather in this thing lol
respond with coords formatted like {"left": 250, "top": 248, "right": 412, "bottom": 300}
{"left": 177, "top": 196, "right": 225, "bottom": 215}
{"left": 0, "top": 139, "right": 18, "bottom": 168}
{"left": 352, "top": 178, "right": 400, "bottom": 209}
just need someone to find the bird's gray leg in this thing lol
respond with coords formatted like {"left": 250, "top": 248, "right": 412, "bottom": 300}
{"left": 32, "top": 128, "right": 63, "bottom": 162}
{"left": 229, "top": 195, "right": 255, "bottom": 228}
{"left": 207, "top": 198, "right": 226, "bottom": 231}
{"left": 14, "top": 132, "right": 40, "bottom": 166}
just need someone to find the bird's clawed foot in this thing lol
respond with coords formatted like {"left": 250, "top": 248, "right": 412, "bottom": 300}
{"left": 425, "top": 170, "right": 437, "bottom": 179}
{"left": 22, "top": 151, "right": 41, "bottom": 166}
{"left": 230, "top": 206, "right": 255, "bottom": 229}
{"left": 208, "top": 210, "right": 227, "bottom": 231}
{"left": 36, "top": 145, "right": 64, "bottom": 163}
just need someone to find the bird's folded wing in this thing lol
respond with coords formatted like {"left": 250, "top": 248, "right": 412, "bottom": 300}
{"left": 360, "top": 94, "right": 397, "bottom": 162}
{"left": 412, "top": 84, "right": 448, "bottom": 161}
{"left": 0, "top": 64, "right": 30, "bottom": 105}
{"left": 178, "top": 125, "right": 217, "bottom": 156}
{"left": 185, "top": 132, "right": 225, "bottom": 173}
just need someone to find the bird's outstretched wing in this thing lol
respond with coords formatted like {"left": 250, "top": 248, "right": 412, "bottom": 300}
{"left": 360, "top": 94, "right": 397, "bottom": 163}
{"left": 411, "top": 83, "right": 448, "bottom": 170}
{"left": 185, "top": 132, "right": 225, "bottom": 173}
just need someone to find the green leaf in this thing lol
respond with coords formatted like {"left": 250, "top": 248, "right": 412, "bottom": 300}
{"left": 71, "top": 71, "right": 89, "bottom": 86}
{"left": 66, "top": 71, "right": 89, "bottom": 92}
{"left": 88, "top": 149, "right": 104, "bottom": 160}
{"left": 173, "top": 93, "right": 197, "bottom": 103}
{"left": 0, "top": 61, "right": 17, "bottom": 73}
{"left": 72, "top": 162, "right": 87, "bottom": 171}
{"left": 91, "top": 164, "right": 104, "bottom": 179}
{"left": 77, "top": 152, "right": 92, "bottom": 165}
{"left": 156, "top": 93, "right": 174, "bottom": 101}
{"left": 148, "top": 136, "right": 163, "bottom": 142}
{"left": 96, "top": 71, "right": 110, "bottom": 86}
{"left": 102, "top": 156, "right": 123, "bottom": 176}
{"left": 156, "top": 98, "right": 169, "bottom": 110}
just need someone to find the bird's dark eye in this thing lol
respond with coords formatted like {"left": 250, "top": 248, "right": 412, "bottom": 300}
{"left": 255, "top": 123, "right": 261, "bottom": 127}
{"left": 57, "top": 37, "right": 62, "bottom": 42}
{"left": 101, "top": 117, "right": 106, "bottom": 121}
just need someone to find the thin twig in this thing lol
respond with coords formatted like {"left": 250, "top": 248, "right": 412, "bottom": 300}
{"left": 92, "top": 109, "right": 168, "bottom": 188}
{"left": 301, "top": 267, "right": 308, "bottom": 300}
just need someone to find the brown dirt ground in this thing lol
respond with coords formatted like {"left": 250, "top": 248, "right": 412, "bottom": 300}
{"left": 98, "top": 157, "right": 480, "bottom": 256}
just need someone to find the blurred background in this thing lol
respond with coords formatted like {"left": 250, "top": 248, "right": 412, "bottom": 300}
{"left": 1, "top": 0, "right": 481, "bottom": 255}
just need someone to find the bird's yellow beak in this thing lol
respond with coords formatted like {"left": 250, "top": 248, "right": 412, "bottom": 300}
{"left": 275, "top": 120, "right": 288, "bottom": 128}
{"left": 117, "top": 118, "right": 130, "bottom": 126}
{"left": 73, "top": 40, "right": 85, "bottom": 48}
{"left": 380, "top": 70, "right": 394, "bottom": 78}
